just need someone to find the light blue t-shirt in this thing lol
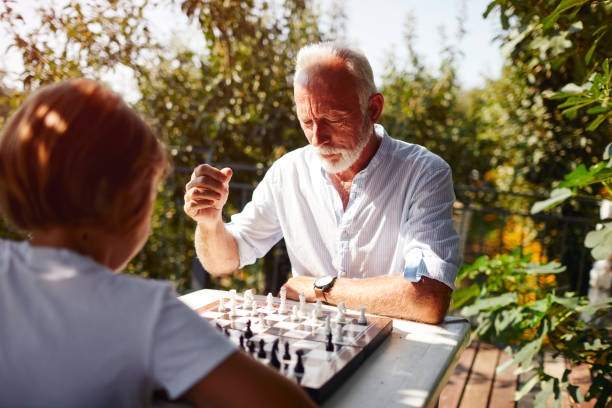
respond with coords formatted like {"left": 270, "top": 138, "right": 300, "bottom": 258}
{"left": 0, "top": 239, "right": 236, "bottom": 407}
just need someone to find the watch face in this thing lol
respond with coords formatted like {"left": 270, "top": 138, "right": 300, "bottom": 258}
{"left": 315, "top": 275, "right": 334, "bottom": 288}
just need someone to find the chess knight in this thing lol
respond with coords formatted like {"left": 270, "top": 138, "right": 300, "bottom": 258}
{"left": 184, "top": 41, "right": 462, "bottom": 324}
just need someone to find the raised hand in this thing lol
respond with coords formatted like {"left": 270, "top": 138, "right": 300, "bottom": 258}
{"left": 184, "top": 164, "right": 233, "bottom": 230}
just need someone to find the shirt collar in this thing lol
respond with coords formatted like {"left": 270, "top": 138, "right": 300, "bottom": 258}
{"left": 316, "top": 123, "right": 390, "bottom": 179}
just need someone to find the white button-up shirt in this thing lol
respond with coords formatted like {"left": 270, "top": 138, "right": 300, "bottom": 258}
{"left": 226, "top": 125, "right": 461, "bottom": 290}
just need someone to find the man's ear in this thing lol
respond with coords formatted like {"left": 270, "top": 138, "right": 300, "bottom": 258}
{"left": 367, "top": 93, "right": 384, "bottom": 124}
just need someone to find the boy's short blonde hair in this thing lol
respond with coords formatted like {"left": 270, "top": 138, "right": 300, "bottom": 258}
{"left": 0, "top": 78, "right": 169, "bottom": 234}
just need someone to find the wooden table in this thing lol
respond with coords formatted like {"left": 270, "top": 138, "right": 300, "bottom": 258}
{"left": 180, "top": 289, "right": 470, "bottom": 408}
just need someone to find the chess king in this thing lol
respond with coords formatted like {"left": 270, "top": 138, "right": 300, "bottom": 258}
{"left": 184, "top": 41, "right": 462, "bottom": 324}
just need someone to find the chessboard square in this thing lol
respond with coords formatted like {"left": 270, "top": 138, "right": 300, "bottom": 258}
{"left": 343, "top": 324, "right": 366, "bottom": 332}
{"left": 306, "top": 349, "right": 336, "bottom": 361}
{"left": 266, "top": 314, "right": 288, "bottom": 322}
{"left": 291, "top": 339, "right": 321, "bottom": 350}
{"left": 235, "top": 309, "right": 250, "bottom": 317}
{"left": 214, "top": 319, "right": 232, "bottom": 328}
{"left": 201, "top": 311, "right": 224, "bottom": 319}
{"left": 259, "top": 334, "right": 278, "bottom": 344}
{"left": 284, "top": 330, "right": 310, "bottom": 339}
{"left": 236, "top": 316, "right": 252, "bottom": 324}
{"left": 275, "top": 321, "right": 300, "bottom": 330}
{"left": 264, "top": 327, "right": 284, "bottom": 336}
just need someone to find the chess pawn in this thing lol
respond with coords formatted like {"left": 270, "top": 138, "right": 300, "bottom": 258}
{"left": 229, "top": 299, "right": 237, "bottom": 318}
{"left": 337, "top": 301, "right": 346, "bottom": 313}
{"left": 251, "top": 300, "right": 258, "bottom": 317}
{"left": 291, "top": 305, "right": 299, "bottom": 322}
{"left": 218, "top": 296, "right": 226, "bottom": 312}
{"left": 358, "top": 305, "right": 367, "bottom": 325}
{"left": 243, "top": 289, "right": 253, "bottom": 309}
{"left": 259, "top": 313, "right": 267, "bottom": 328}
{"left": 311, "top": 308, "right": 318, "bottom": 322}
{"left": 335, "top": 323, "right": 343, "bottom": 342}
{"left": 335, "top": 307, "right": 345, "bottom": 324}
{"left": 266, "top": 292, "right": 274, "bottom": 312}
{"left": 278, "top": 287, "right": 288, "bottom": 314}
{"left": 298, "top": 292, "right": 306, "bottom": 317}
{"left": 324, "top": 315, "right": 331, "bottom": 335}
{"left": 315, "top": 299, "right": 323, "bottom": 319}
{"left": 229, "top": 289, "right": 237, "bottom": 307}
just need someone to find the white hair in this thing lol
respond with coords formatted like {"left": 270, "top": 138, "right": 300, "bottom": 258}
{"left": 295, "top": 41, "right": 377, "bottom": 112}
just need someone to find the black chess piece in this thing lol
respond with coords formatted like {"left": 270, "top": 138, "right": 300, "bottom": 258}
{"left": 294, "top": 350, "right": 305, "bottom": 381}
{"left": 239, "top": 335, "right": 244, "bottom": 350}
{"left": 326, "top": 332, "right": 334, "bottom": 352}
{"left": 257, "top": 339, "right": 266, "bottom": 359}
{"left": 283, "top": 342, "right": 291, "bottom": 361}
{"left": 224, "top": 328, "right": 230, "bottom": 337}
{"left": 269, "top": 344, "right": 281, "bottom": 370}
{"left": 247, "top": 340, "right": 255, "bottom": 354}
{"left": 215, "top": 322, "right": 222, "bottom": 331}
{"left": 245, "top": 320, "right": 253, "bottom": 339}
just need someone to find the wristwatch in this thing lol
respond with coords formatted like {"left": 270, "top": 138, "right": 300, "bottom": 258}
{"left": 313, "top": 275, "right": 336, "bottom": 302}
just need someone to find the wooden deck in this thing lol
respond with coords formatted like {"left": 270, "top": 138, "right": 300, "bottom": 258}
{"left": 439, "top": 341, "right": 595, "bottom": 408}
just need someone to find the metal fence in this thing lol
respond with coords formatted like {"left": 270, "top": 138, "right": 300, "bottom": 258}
{"left": 0, "top": 161, "right": 600, "bottom": 296}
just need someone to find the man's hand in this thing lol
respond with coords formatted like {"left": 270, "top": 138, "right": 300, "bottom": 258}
{"left": 282, "top": 276, "right": 317, "bottom": 302}
{"left": 184, "top": 164, "right": 232, "bottom": 230}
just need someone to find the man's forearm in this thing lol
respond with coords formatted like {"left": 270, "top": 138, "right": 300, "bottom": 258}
{"left": 284, "top": 274, "right": 451, "bottom": 324}
{"left": 326, "top": 275, "right": 451, "bottom": 324}
{"left": 195, "top": 221, "right": 240, "bottom": 275}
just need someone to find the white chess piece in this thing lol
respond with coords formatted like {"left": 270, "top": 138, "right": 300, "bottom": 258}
{"left": 335, "top": 322, "right": 343, "bottom": 342}
{"left": 218, "top": 296, "right": 226, "bottom": 312}
{"left": 229, "top": 289, "right": 237, "bottom": 308}
{"left": 358, "top": 306, "right": 367, "bottom": 325}
{"left": 266, "top": 292, "right": 274, "bottom": 311}
{"left": 243, "top": 289, "right": 253, "bottom": 309}
{"left": 251, "top": 300, "right": 258, "bottom": 317}
{"left": 311, "top": 309, "right": 318, "bottom": 322}
{"left": 335, "top": 306, "right": 345, "bottom": 324}
{"left": 299, "top": 292, "right": 306, "bottom": 316}
{"left": 324, "top": 316, "right": 331, "bottom": 335}
{"left": 278, "top": 287, "right": 288, "bottom": 314}
{"left": 315, "top": 299, "right": 323, "bottom": 319}
{"left": 259, "top": 313, "right": 267, "bottom": 328}
{"left": 337, "top": 301, "right": 346, "bottom": 313}
{"left": 229, "top": 299, "right": 237, "bottom": 318}
{"left": 291, "top": 305, "right": 299, "bottom": 322}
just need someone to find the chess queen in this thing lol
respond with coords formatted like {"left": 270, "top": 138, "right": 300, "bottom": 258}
{"left": 0, "top": 79, "right": 315, "bottom": 408}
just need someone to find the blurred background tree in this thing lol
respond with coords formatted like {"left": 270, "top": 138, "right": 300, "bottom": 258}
{"left": 0, "top": 0, "right": 610, "bottom": 296}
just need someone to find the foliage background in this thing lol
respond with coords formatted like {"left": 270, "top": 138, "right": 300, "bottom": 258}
{"left": 0, "top": 0, "right": 610, "bottom": 293}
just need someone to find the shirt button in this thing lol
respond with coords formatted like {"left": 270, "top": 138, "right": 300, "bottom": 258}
{"left": 342, "top": 231, "right": 348, "bottom": 238}
{"left": 340, "top": 271, "right": 347, "bottom": 277}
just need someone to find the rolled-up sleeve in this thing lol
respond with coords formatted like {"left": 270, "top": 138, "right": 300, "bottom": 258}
{"left": 225, "top": 169, "right": 283, "bottom": 268}
{"left": 402, "top": 165, "right": 461, "bottom": 290}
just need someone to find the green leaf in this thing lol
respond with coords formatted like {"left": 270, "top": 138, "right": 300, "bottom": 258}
{"left": 586, "top": 113, "right": 609, "bottom": 132}
{"left": 531, "top": 188, "right": 573, "bottom": 213}
{"left": 510, "top": 334, "right": 545, "bottom": 368}
{"left": 534, "top": 380, "right": 554, "bottom": 408}
{"left": 584, "top": 226, "right": 612, "bottom": 248}
{"left": 515, "top": 374, "right": 540, "bottom": 400}
{"left": 461, "top": 292, "right": 517, "bottom": 316}
{"left": 541, "top": 0, "right": 589, "bottom": 30}
{"left": 604, "top": 142, "right": 612, "bottom": 160}
{"left": 451, "top": 283, "right": 480, "bottom": 310}
{"left": 586, "top": 105, "right": 612, "bottom": 115}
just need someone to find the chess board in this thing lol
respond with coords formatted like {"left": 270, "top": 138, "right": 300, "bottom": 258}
{"left": 195, "top": 291, "right": 393, "bottom": 403}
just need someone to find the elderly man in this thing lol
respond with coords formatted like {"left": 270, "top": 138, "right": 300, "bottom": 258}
{"left": 184, "top": 42, "right": 461, "bottom": 324}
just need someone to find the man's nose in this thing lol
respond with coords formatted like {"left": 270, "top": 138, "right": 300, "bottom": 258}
{"left": 310, "top": 123, "right": 329, "bottom": 146}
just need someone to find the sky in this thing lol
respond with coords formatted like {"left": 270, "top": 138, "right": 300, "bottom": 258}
{"left": 0, "top": 0, "right": 504, "bottom": 97}
{"left": 318, "top": 0, "right": 504, "bottom": 89}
